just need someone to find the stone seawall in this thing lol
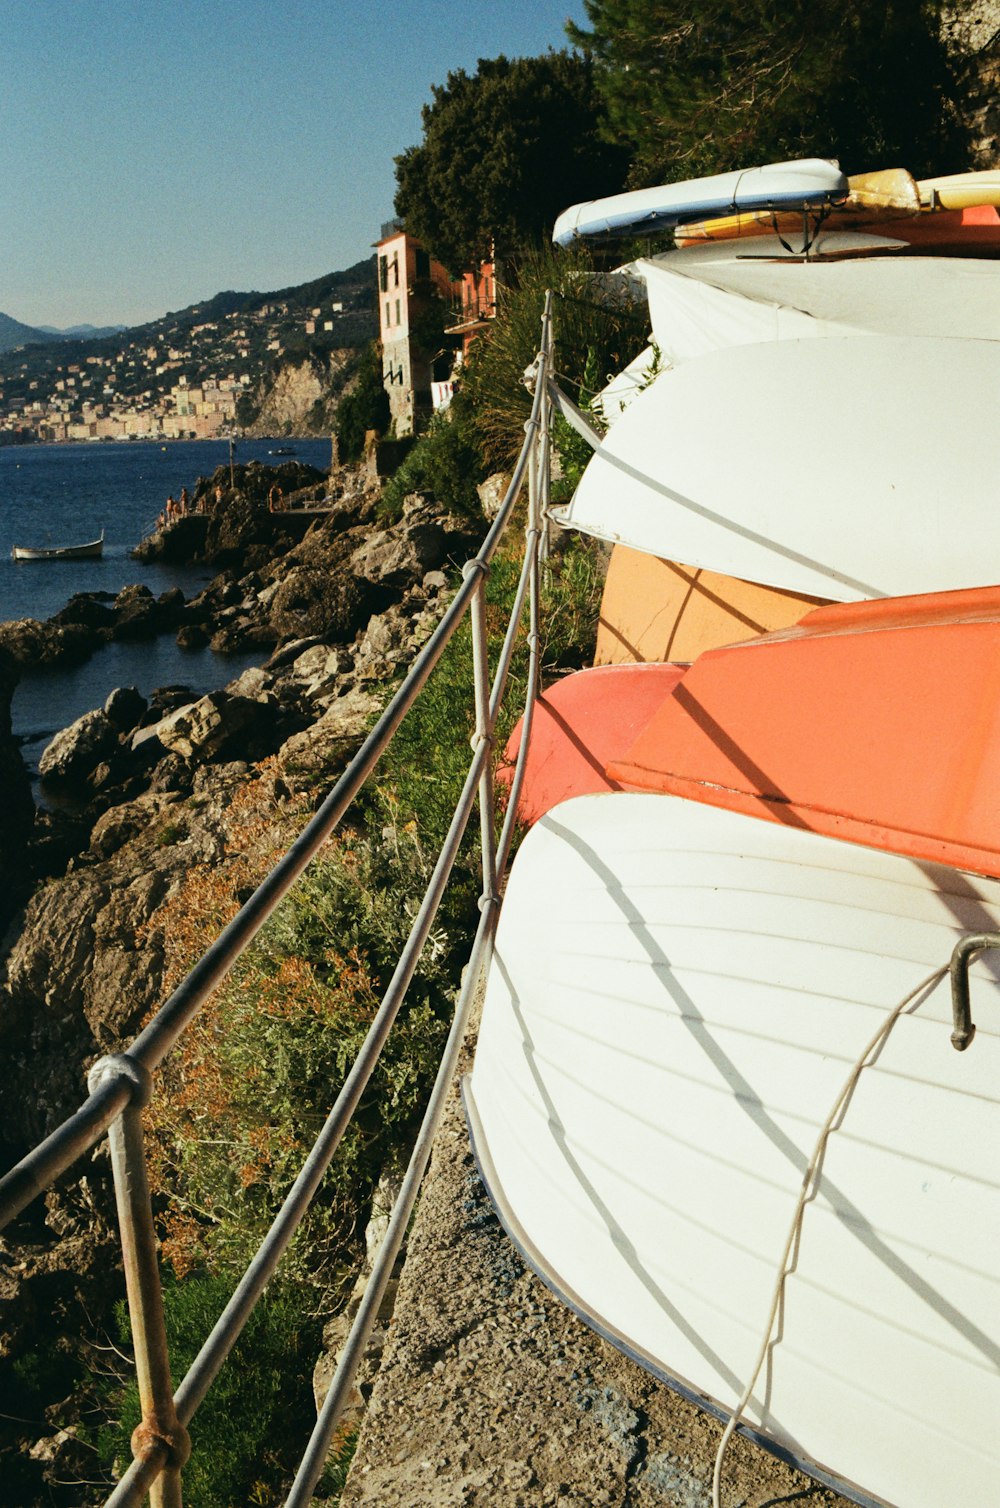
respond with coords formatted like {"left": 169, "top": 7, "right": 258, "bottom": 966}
{"left": 339, "top": 1004, "right": 852, "bottom": 1508}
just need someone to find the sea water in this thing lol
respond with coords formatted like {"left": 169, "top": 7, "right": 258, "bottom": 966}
{"left": 0, "top": 437, "right": 333, "bottom": 775}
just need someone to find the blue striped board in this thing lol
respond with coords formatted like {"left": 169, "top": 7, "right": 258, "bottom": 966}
{"left": 552, "top": 158, "right": 848, "bottom": 245}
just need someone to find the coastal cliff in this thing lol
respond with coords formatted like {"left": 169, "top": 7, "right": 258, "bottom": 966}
{"left": 246, "top": 351, "right": 356, "bottom": 438}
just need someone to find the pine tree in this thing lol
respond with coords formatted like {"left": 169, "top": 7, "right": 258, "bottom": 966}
{"left": 393, "top": 52, "right": 630, "bottom": 272}
{"left": 567, "top": 0, "right": 971, "bottom": 186}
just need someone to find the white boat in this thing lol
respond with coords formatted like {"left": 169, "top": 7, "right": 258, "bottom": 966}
{"left": 554, "top": 218, "right": 1000, "bottom": 667}
{"left": 12, "top": 529, "right": 104, "bottom": 562}
{"left": 467, "top": 587, "right": 1000, "bottom": 1508}
{"left": 554, "top": 334, "right": 1000, "bottom": 601}
{"left": 552, "top": 158, "right": 848, "bottom": 246}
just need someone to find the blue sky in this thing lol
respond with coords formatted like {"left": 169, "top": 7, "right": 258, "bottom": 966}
{"left": 2, "top": 0, "right": 589, "bottom": 329}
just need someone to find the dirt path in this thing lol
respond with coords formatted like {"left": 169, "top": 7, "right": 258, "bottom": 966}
{"left": 339, "top": 1025, "right": 853, "bottom": 1508}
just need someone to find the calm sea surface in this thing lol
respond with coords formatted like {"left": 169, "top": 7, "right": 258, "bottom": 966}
{"left": 0, "top": 438, "right": 333, "bottom": 776}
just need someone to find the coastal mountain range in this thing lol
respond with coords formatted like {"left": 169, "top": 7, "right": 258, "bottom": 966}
{"left": 0, "top": 311, "right": 124, "bottom": 352}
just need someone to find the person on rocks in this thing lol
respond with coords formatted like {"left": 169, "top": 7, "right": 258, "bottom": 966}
{"left": 165, "top": 495, "right": 177, "bottom": 523}
{"left": 179, "top": 486, "right": 190, "bottom": 515}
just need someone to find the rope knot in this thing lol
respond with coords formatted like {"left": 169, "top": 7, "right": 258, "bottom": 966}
{"left": 131, "top": 1418, "right": 192, "bottom": 1473}
{"left": 86, "top": 1054, "right": 153, "bottom": 1109}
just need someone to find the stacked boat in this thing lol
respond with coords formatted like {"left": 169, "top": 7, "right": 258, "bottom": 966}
{"left": 465, "top": 161, "right": 1000, "bottom": 1507}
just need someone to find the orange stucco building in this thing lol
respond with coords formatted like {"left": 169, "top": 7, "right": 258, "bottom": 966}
{"left": 376, "top": 221, "right": 497, "bottom": 434}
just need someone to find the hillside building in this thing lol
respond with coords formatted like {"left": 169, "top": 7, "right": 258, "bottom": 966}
{"left": 375, "top": 222, "right": 497, "bottom": 435}
{"left": 376, "top": 221, "right": 458, "bottom": 435}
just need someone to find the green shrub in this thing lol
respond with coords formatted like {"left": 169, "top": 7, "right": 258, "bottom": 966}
{"left": 146, "top": 815, "right": 459, "bottom": 1291}
{"left": 378, "top": 401, "right": 486, "bottom": 523}
{"left": 335, "top": 343, "right": 390, "bottom": 462}
{"left": 89, "top": 1274, "right": 322, "bottom": 1508}
{"left": 459, "top": 240, "right": 648, "bottom": 470}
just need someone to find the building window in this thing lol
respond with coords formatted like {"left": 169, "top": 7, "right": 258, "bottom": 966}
{"left": 379, "top": 256, "right": 389, "bottom": 292}
{"left": 392, "top": 252, "right": 400, "bottom": 287}
{"left": 395, "top": 298, "right": 401, "bottom": 325}
{"left": 385, "top": 300, "right": 391, "bottom": 327}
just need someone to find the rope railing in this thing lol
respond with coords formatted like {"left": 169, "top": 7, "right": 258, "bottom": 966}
{"left": 0, "top": 293, "right": 555, "bottom": 1507}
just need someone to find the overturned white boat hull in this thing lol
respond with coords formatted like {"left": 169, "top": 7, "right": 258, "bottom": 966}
{"left": 554, "top": 335, "right": 1000, "bottom": 600}
{"left": 466, "top": 793, "right": 1000, "bottom": 1508}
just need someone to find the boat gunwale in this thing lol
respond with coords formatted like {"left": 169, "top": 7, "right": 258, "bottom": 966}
{"left": 460, "top": 1076, "right": 891, "bottom": 1508}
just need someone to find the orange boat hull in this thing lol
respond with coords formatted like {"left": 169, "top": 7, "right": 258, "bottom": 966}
{"left": 501, "top": 662, "right": 684, "bottom": 825}
{"left": 608, "top": 585, "right": 1000, "bottom": 875}
{"left": 594, "top": 544, "right": 826, "bottom": 666}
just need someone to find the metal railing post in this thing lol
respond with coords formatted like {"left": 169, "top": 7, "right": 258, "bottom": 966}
{"left": 539, "top": 297, "right": 554, "bottom": 565}
{"left": 0, "top": 293, "right": 560, "bottom": 1508}
{"left": 467, "top": 560, "right": 498, "bottom": 911}
{"left": 88, "top": 1057, "right": 190, "bottom": 1508}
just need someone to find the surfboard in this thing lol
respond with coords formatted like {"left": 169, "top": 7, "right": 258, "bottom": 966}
{"left": 676, "top": 168, "right": 1000, "bottom": 247}
{"left": 919, "top": 169, "right": 1000, "bottom": 209}
{"left": 676, "top": 166, "right": 921, "bottom": 243}
{"left": 552, "top": 158, "right": 848, "bottom": 246}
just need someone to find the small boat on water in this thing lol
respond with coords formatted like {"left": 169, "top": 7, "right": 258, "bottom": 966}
{"left": 268, "top": 445, "right": 296, "bottom": 456}
{"left": 12, "top": 530, "right": 104, "bottom": 562}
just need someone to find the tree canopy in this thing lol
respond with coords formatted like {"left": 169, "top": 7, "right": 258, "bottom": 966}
{"left": 393, "top": 52, "right": 629, "bottom": 272}
{"left": 567, "top": 0, "right": 972, "bottom": 187}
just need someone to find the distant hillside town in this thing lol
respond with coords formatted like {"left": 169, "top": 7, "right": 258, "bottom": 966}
{"left": 0, "top": 260, "right": 375, "bottom": 445}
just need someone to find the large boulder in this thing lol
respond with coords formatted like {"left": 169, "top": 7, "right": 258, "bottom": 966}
{"left": 39, "top": 708, "right": 118, "bottom": 786}
{"left": 104, "top": 685, "right": 147, "bottom": 734}
{"left": 350, "top": 495, "right": 466, "bottom": 588}
{"left": 278, "top": 644, "right": 351, "bottom": 704}
{"left": 268, "top": 564, "right": 377, "bottom": 643}
{"left": 278, "top": 685, "right": 382, "bottom": 775}
{"left": 0, "top": 648, "right": 33, "bottom": 926}
{"left": 150, "top": 690, "right": 273, "bottom": 762}
{"left": 51, "top": 592, "right": 117, "bottom": 632}
{"left": 0, "top": 617, "right": 99, "bottom": 669}
{"left": 111, "top": 584, "right": 160, "bottom": 640}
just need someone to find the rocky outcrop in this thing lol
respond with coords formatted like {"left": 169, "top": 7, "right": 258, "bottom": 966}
{"left": 247, "top": 351, "right": 353, "bottom": 436}
{"left": 0, "top": 616, "right": 97, "bottom": 670}
{"left": 132, "top": 461, "right": 329, "bottom": 569}
{"left": 0, "top": 586, "right": 190, "bottom": 672}
{"left": 0, "top": 648, "right": 33, "bottom": 931}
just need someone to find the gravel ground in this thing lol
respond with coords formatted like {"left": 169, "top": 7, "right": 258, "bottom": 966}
{"left": 339, "top": 1020, "right": 853, "bottom": 1508}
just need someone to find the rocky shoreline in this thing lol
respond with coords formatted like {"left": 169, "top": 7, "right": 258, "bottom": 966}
{"left": 0, "top": 452, "right": 485, "bottom": 1498}
{"left": 0, "top": 456, "right": 480, "bottom": 901}
{"left": 0, "top": 449, "right": 858, "bottom": 1508}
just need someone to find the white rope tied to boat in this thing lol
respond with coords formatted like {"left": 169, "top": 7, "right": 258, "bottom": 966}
{"left": 711, "top": 962, "right": 950, "bottom": 1508}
